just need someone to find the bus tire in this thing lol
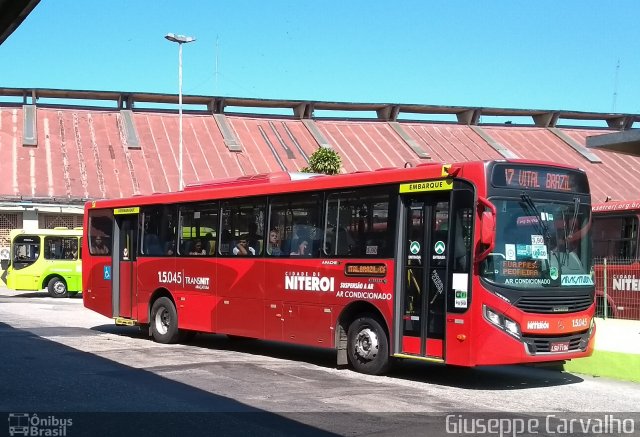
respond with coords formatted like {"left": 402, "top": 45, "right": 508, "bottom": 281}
{"left": 347, "top": 315, "right": 390, "bottom": 375}
{"left": 47, "top": 277, "right": 68, "bottom": 298}
{"left": 150, "top": 297, "right": 180, "bottom": 344}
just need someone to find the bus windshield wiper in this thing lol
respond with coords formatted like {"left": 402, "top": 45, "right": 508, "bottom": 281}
{"left": 568, "top": 197, "right": 580, "bottom": 240}
{"left": 560, "top": 197, "right": 581, "bottom": 265}
{"left": 520, "top": 193, "right": 552, "bottom": 244}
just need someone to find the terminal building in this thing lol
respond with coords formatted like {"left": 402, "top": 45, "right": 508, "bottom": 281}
{"left": 0, "top": 87, "right": 639, "bottom": 246}
{"left": 0, "top": 2, "right": 639, "bottom": 268}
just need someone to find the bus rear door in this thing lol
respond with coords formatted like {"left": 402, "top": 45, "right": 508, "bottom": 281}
{"left": 112, "top": 211, "right": 139, "bottom": 320}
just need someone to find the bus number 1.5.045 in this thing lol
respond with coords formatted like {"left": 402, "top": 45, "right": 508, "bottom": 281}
{"left": 158, "top": 271, "right": 182, "bottom": 284}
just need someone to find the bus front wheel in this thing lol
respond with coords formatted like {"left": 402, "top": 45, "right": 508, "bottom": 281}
{"left": 150, "top": 297, "right": 180, "bottom": 344}
{"left": 47, "top": 277, "right": 68, "bottom": 298}
{"left": 347, "top": 315, "right": 390, "bottom": 375}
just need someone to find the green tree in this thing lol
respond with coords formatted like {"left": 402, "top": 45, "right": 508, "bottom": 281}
{"left": 301, "top": 147, "right": 342, "bottom": 175}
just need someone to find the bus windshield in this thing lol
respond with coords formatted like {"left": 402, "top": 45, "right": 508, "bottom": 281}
{"left": 481, "top": 197, "right": 592, "bottom": 288}
{"left": 11, "top": 235, "right": 40, "bottom": 270}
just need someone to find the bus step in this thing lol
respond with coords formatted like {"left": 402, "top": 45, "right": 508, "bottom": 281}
{"left": 114, "top": 317, "right": 137, "bottom": 326}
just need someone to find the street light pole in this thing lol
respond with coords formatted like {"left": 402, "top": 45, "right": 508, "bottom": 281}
{"left": 165, "top": 33, "right": 196, "bottom": 191}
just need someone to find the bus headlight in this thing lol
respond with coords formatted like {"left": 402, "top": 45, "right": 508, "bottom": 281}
{"left": 504, "top": 319, "right": 521, "bottom": 337}
{"left": 485, "top": 307, "right": 501, "bottom": 326}
{"left": 483, "top": 305, "right": 521, "bottom": 339}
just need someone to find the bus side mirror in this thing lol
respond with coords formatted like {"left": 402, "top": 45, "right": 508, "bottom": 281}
{"left": 476, "top": 197, "right": 496, "bottom": 263}
{"left": 480, "top": 211, "right": 495, "bottom": 246}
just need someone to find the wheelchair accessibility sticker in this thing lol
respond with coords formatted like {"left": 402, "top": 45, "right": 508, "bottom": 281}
{"left": 104, "top": 266, "right": 112, "bottom": 280}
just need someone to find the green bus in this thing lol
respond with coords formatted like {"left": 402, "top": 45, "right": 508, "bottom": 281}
{"left": 5, "top": 227, "right": 82, "bottom": 298}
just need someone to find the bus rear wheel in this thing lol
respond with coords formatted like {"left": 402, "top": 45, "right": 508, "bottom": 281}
{"left": 347, "top": 315, "right": 390, "bottom": 375}
{"left": 47, "top": 277, "right": 68, "bottom": 298}
{"left": 150, "top": 297, "right": 180, "bottom": 344}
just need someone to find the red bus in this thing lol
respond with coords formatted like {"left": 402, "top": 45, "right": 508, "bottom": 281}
{"left": 82, "top": 160, "right": 595, "bottom": 374}
{"left": 592, "top": 200, "right": 640, "bottom": 320}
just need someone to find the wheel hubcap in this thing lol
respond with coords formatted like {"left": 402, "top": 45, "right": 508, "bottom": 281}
{"left": 54, "top": 282, "right": 65, "bottom": 294}
{"left": 355, "top": 328, "right": 379, "bottom": 361}
{"left": 155, "top": 308, "right": 169, "bottom": 335}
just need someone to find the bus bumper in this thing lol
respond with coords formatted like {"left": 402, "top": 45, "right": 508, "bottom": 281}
{"left": 472, "top": 316, "right": 596, "bottom": 366}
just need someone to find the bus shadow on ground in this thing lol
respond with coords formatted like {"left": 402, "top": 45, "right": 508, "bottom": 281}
{"left": 0, "top": 322, "right": 338, "bottom": 437}
{"left": 387, "top": 359, "right": 584, "bottom": 390}
{"left": 92, "top": 324, "right": 583, "bottom": 390}
{"left": 92, "top": 324, "right": 338, "bottom": 369}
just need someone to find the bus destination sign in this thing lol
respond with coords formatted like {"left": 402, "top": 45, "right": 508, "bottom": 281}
{"left": 492, "top": 164, "right": 588, "bottom": 193}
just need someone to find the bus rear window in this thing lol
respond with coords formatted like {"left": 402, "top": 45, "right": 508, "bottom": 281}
{"left": 88, "top": 210, "right": 113, "bottom": 255}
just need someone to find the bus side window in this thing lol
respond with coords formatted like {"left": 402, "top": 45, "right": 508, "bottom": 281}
{"left": 144, "top": 234, "right": 163, "bottom": 256}
{"left": 88, "top": 209, "right": 114, "bottom": 256}
{"left": 324, "top": 188, "right": 393, "bottom": 258}
{"left": 141, "top": 205, "right": 177, "bottom": 257}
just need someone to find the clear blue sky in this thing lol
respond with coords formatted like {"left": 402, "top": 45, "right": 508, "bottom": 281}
{"left": 2, "top": 0, "right": 639, "bottom": 114}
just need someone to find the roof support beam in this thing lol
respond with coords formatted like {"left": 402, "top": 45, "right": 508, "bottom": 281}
{"left": 22, "top": 104, "right": 37, "bottom": 147}
{"left": 209, "top": 98, "right": 225, "bottom": 114}
{"left": 586, "top": 130, "right": 640, "bottom": 156}
{"left": 213, "top": 114, "right": 242, "bottom": 152}
{"left": 376, "top": 105, "right": 399, "bottom": 121}
{"left": 119, "top": 110, "right": 140, "bottom": 149}
{"left": 456, "top": 109, "right": 480, "bottom": 125}
{"left": 532, "top": 112, "right": 559, "bottom": 127}
{"left": 606, "top": 116, "right": 635, "bottom": 130}
{"left": 294, "top": 102, "right": 313, "bottom": 119}
{"left": 470, "top": 126, "right": 519, "bottom": 159}
{"left": 388, "top": 122, "right": 430, "bottom": 159}
{"left": 302, "top": 119, "right": 332, "bottom": 148}
{"left": 548, "top": 128, "right": 602, "bottom": 163}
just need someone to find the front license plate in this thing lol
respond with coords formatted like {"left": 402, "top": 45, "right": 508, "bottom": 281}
{"left": 550, "top": 341, "right": 570, "bottom": 352}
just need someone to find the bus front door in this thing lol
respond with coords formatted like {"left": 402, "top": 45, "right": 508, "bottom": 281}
{"left": 112, "top": 214, "right": 138, "bottom": 319}
{"left": 400, "top": 194, "right": 450, "bottom": 360}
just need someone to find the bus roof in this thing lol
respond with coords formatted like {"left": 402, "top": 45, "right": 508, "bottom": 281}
{"left": 86, "top": 159, "right": 585, "bottom": 210}
{"left": 9, "top": 228, "right": 83, "bottom": 239}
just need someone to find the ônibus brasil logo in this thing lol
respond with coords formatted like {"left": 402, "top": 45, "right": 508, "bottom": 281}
{"left": 8, "top": 413, "right": 73, "bottom": 436}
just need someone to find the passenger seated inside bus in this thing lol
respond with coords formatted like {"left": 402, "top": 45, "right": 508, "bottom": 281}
{"left": 189, "top": 239, "right": 207, "bottom": 256}
{"left": 92, "top": 236, "right": 109, "bottom": 255}
{"left": 267, "top": 229, "right": 283, "bottom": 256}
{"left": 233, "top": 239, "right": 256, "bottom": 256}
{"left": 290, "top": 238, "right": 310, "bottom": 256}
{"left": 203, "top": 232, "right": 215, "bottom": 255}
{"left": 243, "top": 222, "right": 262, "bottom": 255}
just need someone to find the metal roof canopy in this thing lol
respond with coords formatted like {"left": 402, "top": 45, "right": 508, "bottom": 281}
{"left": 586, "top": 130, "right": 640, "bottom": 156}
{"left": 0, "top": 0, "right": 40, "bottom": 45}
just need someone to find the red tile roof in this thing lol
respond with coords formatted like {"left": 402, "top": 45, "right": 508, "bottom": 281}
{"left": 1, "top": 90, "right": 639, "bottom": 204}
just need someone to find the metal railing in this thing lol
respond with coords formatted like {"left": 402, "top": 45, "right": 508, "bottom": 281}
{"left": 593, "top": 257, "right": 640, "bottom": 320}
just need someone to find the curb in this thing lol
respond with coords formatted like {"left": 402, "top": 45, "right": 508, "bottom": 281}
{"left": 563, "top": 317, "right": 640, "bottom": 383}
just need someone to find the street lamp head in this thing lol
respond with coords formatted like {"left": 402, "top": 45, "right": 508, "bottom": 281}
{"left": 165, "top": 33, "right": 196, "bottom": 44}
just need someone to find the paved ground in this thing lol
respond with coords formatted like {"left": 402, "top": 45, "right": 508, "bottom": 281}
{"left": 594, "top": 317, "right": 640, "bottom": 354}
{"left": 1, "top": 289, "right": 639, "bottom": 436}
{"left": 1, "top": 285, "right": 638, "bottom": 381}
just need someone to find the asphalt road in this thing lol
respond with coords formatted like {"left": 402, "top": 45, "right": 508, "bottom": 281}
{"left": 1, "top": 291, "right": 639, "bottom": 436}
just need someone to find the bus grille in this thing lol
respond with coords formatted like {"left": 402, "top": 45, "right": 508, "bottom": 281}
{"left": 523, "top": 333, "right": 587, "bottom": 354}
{"left": 515, "top": 293, "right": 592, "bottom": 314}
